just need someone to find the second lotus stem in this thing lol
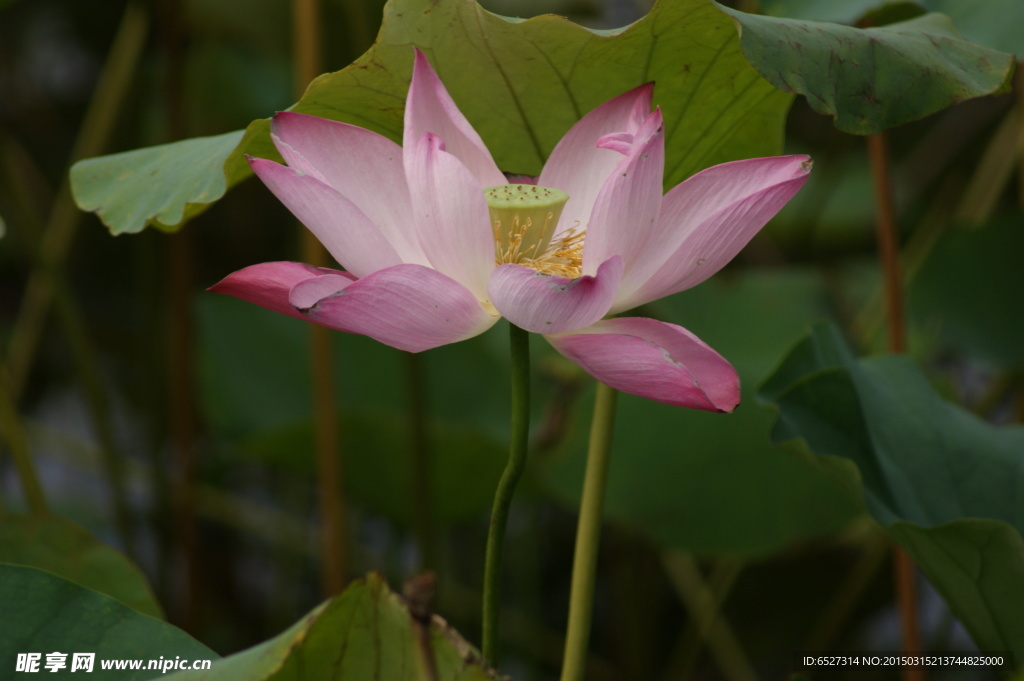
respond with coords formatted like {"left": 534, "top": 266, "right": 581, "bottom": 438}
{"left": 560, "top": 381, "right": 618, "bottom": 681}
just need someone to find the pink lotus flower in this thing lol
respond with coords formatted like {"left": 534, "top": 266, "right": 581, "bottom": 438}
{"left": 211, "top": 50, "right": 810, "bottom": 412}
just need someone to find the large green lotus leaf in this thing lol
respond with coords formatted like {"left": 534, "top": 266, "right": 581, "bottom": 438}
{"left": 0, "top": 515, "right": 162, "bottom": 619}
{"left": 72, "top": 0, "right": 789, "bottom": 235}
{"left": 718, "top": 7, "right": 1014, "bottom": 135}
{"left": 1, "top": 564, "right": 215, "bottom": 679}
{"left": 910, "top": 217, "right": 1024, "bottom": 368}
{"left": 165, "top": 573, "right": 496, "bottom": 681}
{"left": 543, "top": 269, "right": 864, "bottom": 556}
{"left": 759, "top": 323, "right": 1024, "bottom": 656}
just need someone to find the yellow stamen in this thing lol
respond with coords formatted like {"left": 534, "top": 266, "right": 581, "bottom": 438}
{"left": 520, "top": 227, "right": 584, "bottom": 277}
{"left": 484, "top": 184, "right": 583, "bottom": 278}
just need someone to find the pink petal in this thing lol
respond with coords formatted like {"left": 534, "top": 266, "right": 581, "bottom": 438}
{"left": 209, "top": 261, "right": 354, "bottom": 321}
{"left": 582, "top": 109, "right": 665, "bottom": 284}
{"left": 248, "top": 157, "right": 402, "bottom": 278}
{"left": 270, "top": 112, "right": 427, "bottom": 265}
{"left": 538, "top": 83, "right": 653, "bottom": 239}
{"left": 488, "top": 256, "right": 623, "bottom": 334}
{"left": 546, "top": 317, "right": 740, "bottom": 411}
{"left": 405, "top": 132, "right": 494, "bottom": 300}
{"left": 614, "top": 155, "right": 812, "bottom": 312}
{"left": 296, "top": 264, "right": 498, "bottom": 353}
{"left": 404, "top": 50, "right": 506, "bottom": 189}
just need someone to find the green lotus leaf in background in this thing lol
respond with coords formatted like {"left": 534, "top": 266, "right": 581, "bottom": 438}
{"left": 70, "top": 0, "right": 788, "bottom": 235}
{"left": 718, "top": 6, "right": 1015, "bottom": 135}
{"left": 70, "top": 130, "right": 254, "bottom": 235}
{"left": 758, "top": 0, "right": 885, "bottom": 24}
{"left": 1, "top": 564, "right": 215, "bottom": 679}
{"left": 911, "top": 218, "right": 1024, "bottom": 368}
{"left": 759, "top": 322, "right": 1024, "bottom": 657}
{"left": 923, "top": 0, "right": 1024, "bottom": 55}
{"left": 164, "top": 573, "right": 497, "bottom": 681}
{"left": 761, "top": 0, "right": 1024, "bottom": 55}
{"left": 0, "top": 515, "right": 163, "bottom": 619}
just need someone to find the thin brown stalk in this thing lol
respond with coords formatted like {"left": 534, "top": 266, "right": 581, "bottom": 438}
{"left": 293, "top": 0, "right": 347, "bottom": 596}
{"left": 294, "top": 0, "right": 324, "bottom": 97}
{"left": 1, "top": 3, "right": 145, "bottom": 551}
{"left": 855, "top": 120, "right": 1012, "bottom": 346}
{"left": 1, "top": 140, "right": 132, "bottom": 540}
{"left": 1016, "top": 64, "right": 1024, "bottom": 208}
{"left": 868, "top": 133, "right": 906, "bottom": 355}
{"left": 167, "top": 229, "right": 200, "bottom": 628}
{"left": 868, "top": 132, "right": 923, "bottom": 681}
{"left": 7, "top": 1, "right": 148, "bottom": 397}
{"left": 157, "top": 0, "right": 202, "bottom": 630}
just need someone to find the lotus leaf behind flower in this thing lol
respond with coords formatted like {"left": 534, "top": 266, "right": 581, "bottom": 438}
{"left": 211, "top": 50, "right": 811, "bottom": 412}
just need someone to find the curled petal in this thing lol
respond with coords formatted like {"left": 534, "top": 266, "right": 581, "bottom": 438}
{"left": 614, "top": 155, "right": 812, "bottom": 312}
{"left": 404, "top": 49, "right": 506, "bottom": 189}
{"left": 581, "top": 109, "right": 665, "bottom": 282}
{"left": 546, "top": 317, "right": 740, "bottom": 411}
{"left": 270, "top": 112, "right": 426, "bottom": 265}
{"left": 488, "top": 256, "right": 623, "bottom": 334}
{"left": 539, "top": 83, "right": 653, "bottom": 238}
{"left": 289, "top": 272, "right": 354, "bottom": 309}
{"left": 209, "top": 261, "right": 354, "bottom": 321}
{"left": 298, "top": 264, "right": 498, "bottom": 353}
{"left": 248, "top": 157, "right": 402, "bottom": 277}
{"left": 594, "top": 131, "right": 635, "bottom": 155}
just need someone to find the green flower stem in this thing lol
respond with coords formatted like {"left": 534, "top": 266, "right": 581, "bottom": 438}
{"left": 560, "top": 381, "right": 618, "bottom": 681}
{"left": 482, "top": 323, "right": 531, "bottom": 667}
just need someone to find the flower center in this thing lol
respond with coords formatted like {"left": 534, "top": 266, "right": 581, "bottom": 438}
{"left": 484, "top": 184, "right": 584, "bottom": 278}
